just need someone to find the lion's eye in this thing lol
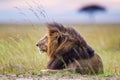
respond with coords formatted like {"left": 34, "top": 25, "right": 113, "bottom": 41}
{"left": 50, "top": 31, "right": 59, "bottom": 38}
{"left": 50, "top": 30, "right": 58, "bottom": 33}
{"left": 51, "top": 31, "right": 54, "bottom": 33}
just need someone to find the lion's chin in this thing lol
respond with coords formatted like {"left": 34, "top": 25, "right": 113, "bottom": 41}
{"left": 37, "top": 46, "right": 47, "bottom": 52}
{"left": 38, "top": 48, "right": 46, "bottom": 54}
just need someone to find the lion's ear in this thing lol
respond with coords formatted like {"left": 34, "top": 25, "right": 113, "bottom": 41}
{"left": 47, "top": 24, "right": 60, "bottom": 38}
{"left": 47, "top": 23, "right": 57, "bottom": 31}
{"left": 46, "top": 23, "right": 59, "bottom": 34}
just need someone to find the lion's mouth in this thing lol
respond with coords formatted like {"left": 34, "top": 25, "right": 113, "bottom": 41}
{"left": 38, "top": 47, "right": 47, "bottom": 53}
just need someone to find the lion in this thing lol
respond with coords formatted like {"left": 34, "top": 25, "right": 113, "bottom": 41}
{"left": 36, "top": 23, "right": 104, "bottom": 74}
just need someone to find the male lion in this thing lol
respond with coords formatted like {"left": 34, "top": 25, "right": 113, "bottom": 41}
{"left": 36, "top": 23, "right": 103, "bottom": 74}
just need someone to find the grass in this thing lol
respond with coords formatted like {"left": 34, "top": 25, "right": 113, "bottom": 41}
{"left": 0, "top": 24, "right": 120, "bottom": 76}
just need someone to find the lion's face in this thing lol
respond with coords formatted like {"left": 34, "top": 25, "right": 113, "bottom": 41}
{"left": 36, "top": 31, "right": 67, "bottom": 53}
{"left": 36, "top": 23, "right": 70, "bottom": 53}
{"left": 36, "top": 35, "right": 48, "bottom": 52}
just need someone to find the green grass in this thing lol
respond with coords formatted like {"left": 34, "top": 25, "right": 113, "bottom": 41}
{"left": 0, "top": 24, "right": 120, "bottom": 76}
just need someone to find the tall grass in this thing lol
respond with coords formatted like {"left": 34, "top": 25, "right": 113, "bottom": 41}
{"left": 0, "top": 24, "right": 120, "bottom": 75}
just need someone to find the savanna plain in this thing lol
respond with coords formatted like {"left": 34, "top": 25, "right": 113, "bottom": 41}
{"left": 0, "top": 24, "right": 120, "bottom": 79}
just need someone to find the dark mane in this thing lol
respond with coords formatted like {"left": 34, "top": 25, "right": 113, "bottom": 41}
{"left": 66, "top": 27, "right": 94, "bottom": 58}
{"left": 66, "top": 27, "right": 87, "bottom": 46}
{"left": 47, "top": 22, "right": 66, "bottom": 32}
{"left": 46, "top": 23, "right": 94, "bottom": 69}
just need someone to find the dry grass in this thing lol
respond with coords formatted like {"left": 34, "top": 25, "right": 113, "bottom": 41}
{"left": 0, "top": 24, "right": 120, "bottom": 76}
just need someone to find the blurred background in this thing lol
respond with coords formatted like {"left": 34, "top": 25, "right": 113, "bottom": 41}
{"left": 0, "top": 0, "right": 120, "bottom": 75}
{"left": 0, "top": 0, "right": 120, "bottom": 24}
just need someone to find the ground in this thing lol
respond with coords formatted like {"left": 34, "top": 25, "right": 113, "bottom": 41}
{"left": 0, "top": 73, "right": 120, "bottom": 80}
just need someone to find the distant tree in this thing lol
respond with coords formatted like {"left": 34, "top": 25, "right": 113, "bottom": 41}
{"left": 78, "top": 4, "right": 106, "bottom": 23}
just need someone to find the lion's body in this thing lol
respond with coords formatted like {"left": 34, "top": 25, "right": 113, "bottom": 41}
{"left": 41, "top": 54, "right": 103, "bottom": 74}
{"left": 36, "top": 23, "right": 104, "bottom": 74}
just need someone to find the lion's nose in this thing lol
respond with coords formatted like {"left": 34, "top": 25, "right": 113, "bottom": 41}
{"left": 36, "top": 43, "right": 39, "bottom": 46}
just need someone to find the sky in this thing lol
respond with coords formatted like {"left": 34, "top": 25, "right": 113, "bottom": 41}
{"left": 0, "top": 0, "right": 120, "bottom": 24}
